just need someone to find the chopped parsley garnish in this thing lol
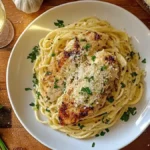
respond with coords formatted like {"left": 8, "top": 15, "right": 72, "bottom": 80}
{"left": 100, "top": 131, "right": 105, "bottom": 136}
{"left": 91, "top": 56, "right": 96, "bottom": 62}
{"left": 46, "top": 71, "right": 52, "bottom": 76}
{"left": 142, "top": 58, "right": 146, "bottom": 63}
{"left": 54, "top": 79, "right": 59, "bottom": 89}
{"left": 105, "top": 128, "right": 109, "bottom": 132}
{"left": 84, "top": 76, "right": 94, "bottom": 82}
{"left": 46, "top": 108, "right": 50, "bottom": 112}
{"left": 128, "top": 107, "right": 137, "bottom": 115}
{"left": 29, "top": 102, "right": 39, "bottom": 110}
{"left": 92, "top": 142, "right": 95, "bottom": 147}
{"left": 81, "top": 87, "right": 92, "bottom": 95}
{"left": 32, "top": 73, "right": 38, "bottom": 87}
{"left": 78, "top": 123, "right": 85, "bottom": 129}
{"left": 0, "top": 105, "right": 3, "bottom": 109}
{"left": 107, "top": 96, "right": 114, "bottom": 103}
{"left": 121, "top": 107, "right": 137, "bottom": 122}
{"left": 130, "top": 51, "right": 135, "bottom": 59}
{"left": 95, "top": 134, "right": 99, "bottom": 137}
{"left": 27, "top": 45, "right": 40, "bottom": 63}
{"left": 29, "top": 102, "right": 35, "bottom": 107}
{"left": 132, "top": 79, "right": 136, "bottom": 83}
{"left": 121, "top": 82, "right": 126, "bottom": 88}
{"left": 84, "top": 43, "right": 91, "bottom": 51}
{"left": 54, "top": 20, "right": 65, "bottom": 28}
{"left": 131, "top": 72, "right": 137, "bottom": 77}
{"left": 25, "top": 88, "right": 32, "bottom": 91}
{"left": 51, "top": 53, "right": 55, "bottom": 57}
{"left": 36, "top": 91, "right": 41, "bottom": 99}
{"left": 100, "top": 65, "right": 107, "bottom": 71}
{"left": 80, "top": 39, "right": 86, "bottom": 42}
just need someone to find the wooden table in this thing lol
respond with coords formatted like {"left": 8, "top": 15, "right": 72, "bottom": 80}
{"left": 0, "top": 0, "right": 149, "bottom": 149}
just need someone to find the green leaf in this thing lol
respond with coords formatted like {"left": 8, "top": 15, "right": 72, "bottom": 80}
{"left": 121, "top": 82, "right": 126, "bottom": 88}
{"left": 84, "top": 43, "right": 91, "bottom": 51}
{"left": 121, "top": 111, "right": 130, "bottom": 122}
{"left": 54, "top": 79, "right": 59, "bottom": 89}
{"left": 46, "top": 108, "right": 50, "bottom": 112}
{"left": 25, "top": 88, "right": 32, "bottom": 91}
{"left": 29, "top": 102, "right": 35, "bottom": 107}
{"left": 27, "top": 45, "right": 40, "bottom": 63}
{"left": 105, "top": 128, "right": 109, "bottom": 132}
{"left": 78, "top": 123, "right": 85, "bottom": 129}
{"left": 51, "top": 53, "right": 55, "bottom": 57}
{"left": 84, "top": 76, "right": 94, "bottom": 82}
{"left": 92, "top": 142, "right": 95, "bottom": 147}
{"left": 95, "top": 134, "right": 99, "bottom": 137}
{"left": 107, "top": 96, "right": 114, "bottom": 103}
{"left": 128, "top": 107, "right": 137, "bottom": 115}
{"left": 91, "top": 56, "right": 96, "bottom": 62}
{"left": 130, "top": 51, "right": 135, "bottom": 59}
{"left": 142, "top": 58, "right": 146, "bottom": 63}
{"left": 100, "top": 65, "right": 107, "bottom": 71}
{"left": 131, "top": 72, "right": 137, "bottom": 77}
{"left": 32, "top": 73, "right": 38, "bottom": 87}
{"left": 100, "top": 131, "right": 105, "bottom": 136}
{"left": 54, "top": 20, "right": 65, "bottom": 28}
{"left": 81, "top": 87, "right": 92, "bottom": 95}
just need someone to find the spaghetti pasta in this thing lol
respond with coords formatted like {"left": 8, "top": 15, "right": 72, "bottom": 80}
{"left": 31, "top": 17, "right": 144, "bottom": 139}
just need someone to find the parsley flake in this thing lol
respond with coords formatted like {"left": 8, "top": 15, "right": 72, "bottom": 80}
{"left": 84, "top": 43, "right": 91, "bottom": 51}
{"left": 27, "top": 45, "right": 40, "bottom": 63}
{"left": 54, "top": 20, "right": 65, "bottom": 28}
{"left": 54, "top": 79, "right": 59, "bottom": 89}
{"left": 121, "top": 107, "right": 137, "bottom": 122}
{"left": 107, "top": 96, "right": 114, "bottom": 103}
{"left": 142, "top": 58, "right": 146, "bottom": 63}
{"left": 121, "top": 82, "right": 126, "bottom": 88}
{"left": 105, "top": 128, "right": 109, "bottom": 132}
{"left": 95, "top": 134, "right": 99, "bottom": 137}
{"left": 92, "top": 142, "right": 95, "bottom": 147}
{"left": 100, "top": 131, "right": 105, "bottom": 136}
{"left": 46, "top": 108, "right": 50, "bottom": 112}
{"left": 32, "top": 73, "right": 38, "bottom": 87}
{"left": 101, "top": 65, "right": 107, "bottom": 71}
{"left": 84, "top": 76, "right": 94, "bottom": 82}
{"left": 131, "top": 72, "right": 137, "bottom": 77}
{"left": 78, "top": 123, "right": 85, "bottom": 129}
{"left": 36, "top": 91, "right": 41, "bottom": 99}
{"left": 91, "top": 56, "right": 96, "bottom": 62}
{"left": 130, "top": 51, "right": 135, "bottom": 59}
{"left": 25, "top": 88, "right": 32, "bottom": 91}
{"left": 81, "top": 87, "right": 92, "bottom": 95}
{"left": 29, "top": 102, "right": 35, "bottom": 107}
{"left": 51, "top": 53, "right": 55, "bottom": 57}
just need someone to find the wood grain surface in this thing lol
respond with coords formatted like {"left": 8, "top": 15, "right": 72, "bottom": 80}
{"left": 0, "top": 0, "right": 150, "bottom": 149}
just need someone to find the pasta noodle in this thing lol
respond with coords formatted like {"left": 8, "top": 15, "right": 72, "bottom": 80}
{"left": 31, "top": 17, "right": 144, "bottom": 139}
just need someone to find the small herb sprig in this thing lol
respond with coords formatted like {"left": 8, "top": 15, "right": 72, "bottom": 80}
{"left": 54, "top": 20, "right": 65, "bottom": 28}
{"left": 121, "top": 107, "right": 137, "bottom": 122}
{"left": 27, "top": 45, "right": 40, "bottom": 63}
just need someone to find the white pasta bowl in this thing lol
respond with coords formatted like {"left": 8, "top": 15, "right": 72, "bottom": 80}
{"left": 6, "top": 1, "right": 150, "bottom": 150}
